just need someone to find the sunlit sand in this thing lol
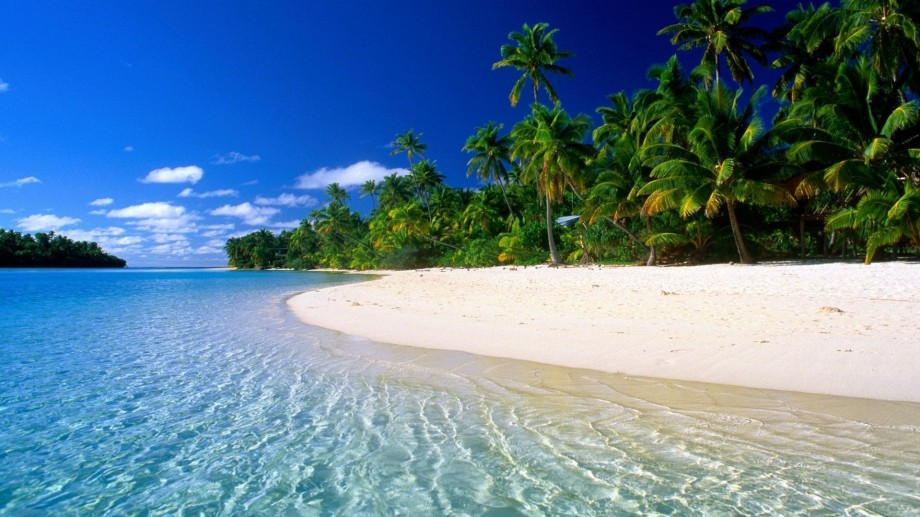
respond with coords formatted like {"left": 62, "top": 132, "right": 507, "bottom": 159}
{"left": 290, "top": 261, "right": 920, "bottom": 403}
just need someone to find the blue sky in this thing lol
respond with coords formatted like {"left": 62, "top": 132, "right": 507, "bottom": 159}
{"left": 0, "top": 1, "right": 794, "bottom": 266}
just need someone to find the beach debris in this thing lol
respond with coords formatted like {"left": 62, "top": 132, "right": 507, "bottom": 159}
{"left": 660, "top": 290, "right": 676, "bottom": 296}
{"left": 819, "top": 306, "right": 845, "bottom": 313}
{"left": 350, "top": 301, "right": 362, "bottom": 306}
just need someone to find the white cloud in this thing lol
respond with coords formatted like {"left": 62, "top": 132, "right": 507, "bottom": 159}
{"left": 0, "top": 208, "right": 14, "bottom": 214}
{"left": 124, "top": 146, "right": 134, "bottom": 152}
{"left": 193, "top": 245, "right": 224, "bottom": 254}
{"left": 89, "top": 209, "right": 107, "bottom": 215}
{"left": 294, "top": 160, "right": 408, "bottom": 189}
{"left": 213, "top": 151, "right": 260, "bottom": 165}
{"left": 18, "top": 214, "right": 81, "bottom": 232}
{"left": 56, "top": 227, "right": 142, "bottom": 256}
{"left": 105, "top": 202, "right": 199, "bottom": 234}
{"left": 268, "top": 220, "right": 302, "bottom": 230}
{"left": 90, "top": 197, "right": 114, "bottom": 206}
{"left": 107, "top": 202, "right": 186, "bottom": 219}
{"left": 178, "top": 187, "right": 238, "bottom": 198}
{"left": 0, "top": 79, "right": 8, "bottom": 92}
{"left": 0, "top": 176, "right": 41, "bottom": 188}
{"left": 140, "top": 165, "right": 203, "bottom": 184}
{"left": 254, "top": 193, "right": 317, "bottom": 207}
{"left": 210, "top": 202, "right": 279, "bottom": 226}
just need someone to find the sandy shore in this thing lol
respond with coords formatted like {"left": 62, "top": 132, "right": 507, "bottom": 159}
{"left": 288, "top": 262, "right": 920, "bottom": 402}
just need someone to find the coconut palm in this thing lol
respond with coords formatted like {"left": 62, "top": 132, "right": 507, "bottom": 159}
{"left": 834, "top": 0, "right": 920, "bottom": 100}
{"left": 511, "top": 103, "right": 593, "bottom": 265}
{"left": 639, "top": 85, "right": 797, "bottom": 264}
{"left": 786, "top": 57, "right": 920, "bottom": 261}
{"left": 769, "top": 2, "right": 838, "bottom": 103}
{"left": 390, "top": 129, "right": 427, "bottom": 166}
{"left": 825, "top": 183, "right": 920, "bottom": 263}
{"left": 492, "top": 23, "right": 573, "bottom": 107}
{"left": 325, "top": 182, "right": 350, "bottom": 206}
{"left": 378, "top": 173, "right": 413, "bottom": 212}
{"left": 463, "top": 122, "right": 515, "bottom": 216}
{"left": 409, "top": 160, "right": 445, "bottom": 221}
{"left": 360, "top": 180, "right": 381, "bottom": 210}
{"left": 658, "top": 0, "right": 773, "bottom": 88}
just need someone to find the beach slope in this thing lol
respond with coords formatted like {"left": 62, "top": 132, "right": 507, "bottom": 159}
{"left": 289, "top": 262, "right": 920, "bottom": 402}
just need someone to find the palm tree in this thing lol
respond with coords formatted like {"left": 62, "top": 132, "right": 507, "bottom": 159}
{"left": 463, "top": 122, "right": 515, "bottom": 216}
{"left": 360, "top": 180, "right": 381, "bottom": 210}
{"left": 325, "top": 182, "right": 350, "bottom": 206}
{"left": 834, "top": 0, "right": 920, "bottom": 101}
{"left": 492, "top": 22, "right": 573, "bottom": 107}
{"left": 312, "top": 202, "right": 354, "bottom": 268}
{"left": 409, "top": 160, "right": 445, "bottom": 221}
{"left": 826, "top": 184, "right": 920, "bottom": 263}
{"left": 658, "top": 0, "right": 773, "bottom": 88}
{"left": 511, "top": 103, "right": 593, "bottom": 265}
{"left": 390, "top": 129, "right": 427, "bottom": 167}
{"left": 461, "top": 194, "right": 499, "bottom": 235}
{"left": 378, "top": 173, "right": 413, "bottom": 211}
{"left": 639, "top": 85, "right": 796, "bottom": 264}
{"left": 588, "top": 90, "right": 660, "bottom": 264}
{"left": 769, "top": 2, "right": 838, "bottom": 103}
{"left": 786, "top": 57, "right": 920, "bottom": 261}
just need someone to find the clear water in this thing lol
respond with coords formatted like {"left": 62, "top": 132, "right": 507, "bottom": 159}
{"left": 1, "top": 269, "right": 918, "bottom": 515}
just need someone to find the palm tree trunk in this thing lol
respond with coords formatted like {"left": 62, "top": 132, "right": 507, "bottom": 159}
{"left": 496, "top": 178, "right": 515, "bottom": 218}
{"left": 645, "top": 216, "right": 657, "bottom": 266}
{"left": 560, "top": 176, "right": 652, "bottom": 258}
{"left": 726, "top": 200, "right": 754, "bottom": 264}
{"left": 545, "top": 193, "right": 562, "bottom": 265}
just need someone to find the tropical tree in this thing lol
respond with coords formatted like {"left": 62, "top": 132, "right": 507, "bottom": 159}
{"left": 825, "top": 184, "right": 920, "bottom": 263}
{"left": 639, "top": 85, "right": 796, "bottom": 264}
{"left": 511, "top": 103, "right": 593, "bottom": 265}
{"left": 463, "top": 122, "right": 515, "bottom": 216}
{"left": 493, "top": 22, "right": 573, "bottom": 107}
{"left": 390, "top": 129, "right": 427, "bottom": 166}
{"left": 360, "top": 179, "right": 381, "bottom": 210}
{"left": 658, "top": 0, "right": 773, "bottom": 88}
{"left": 325, "top": 182, "right": 350, "bottom": 206}
{"left": 769, "top": 2, "right": 838, "bottom": 103}
{"left": 409, "top": 160, "right": 445, "bottom": 220}
{"left": 833, "top": 0, "right": 920, "bottom": 100}
{"left": 378, "top": 173, "right": 414, "bottom": 212}
{"left": 312, "top": 202, "right": 355, "bottom": 268}
{"left": 786, "top": 57, "right": 920, "bottom": 261}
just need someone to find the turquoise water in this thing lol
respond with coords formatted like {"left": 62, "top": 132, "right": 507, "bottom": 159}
{"left": 1, "top": 269, "right": 919, "bottom": 515}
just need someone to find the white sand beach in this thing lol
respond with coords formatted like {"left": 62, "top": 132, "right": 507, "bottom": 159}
{"left": 289, "top": 262, "right": 920, "bottom": 402}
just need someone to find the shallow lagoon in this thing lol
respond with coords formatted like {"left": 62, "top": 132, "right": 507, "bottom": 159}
{"left": 1, "top": 269, "right": 918, "bottom": 515}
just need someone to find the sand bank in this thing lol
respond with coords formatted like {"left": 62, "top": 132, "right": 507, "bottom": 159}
{"left": 288, "top": 262, "right": 920, "bottom": 402}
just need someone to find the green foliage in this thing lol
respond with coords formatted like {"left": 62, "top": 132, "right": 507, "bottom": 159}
{"left": 225, "top": 4, "right": 920, "bottom": 270}
{"left": 0, "top": 229, "right": 126, "bottom": 267}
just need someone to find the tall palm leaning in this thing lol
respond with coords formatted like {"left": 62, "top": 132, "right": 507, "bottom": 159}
{"left": 658, "top": 0, "right": 773, "bottom": 89}
{"left": 493, "top": 22, "right": 573, "bottom": 107}
{"left": 639, "top": 85, "right": 796, "bottom": 264}
{"left": 390, "top": 129, "right": 427, "bottom": 167}
{"left": 463, "top": 122, "right": 515, "bottom": 217}
{"left": 511, "top": 103, "right": 593, "bottom": 265}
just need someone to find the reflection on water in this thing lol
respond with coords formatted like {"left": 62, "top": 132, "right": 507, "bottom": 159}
{"left": 1, "top": 269, "right": 918, "bottom": 515}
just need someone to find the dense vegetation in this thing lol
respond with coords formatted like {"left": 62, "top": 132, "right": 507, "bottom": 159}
{"left": 227, "top": 0, "right": 920, "bottom": 270}
{"left": 0, "top": 229, "right": 127, "bottom": 267}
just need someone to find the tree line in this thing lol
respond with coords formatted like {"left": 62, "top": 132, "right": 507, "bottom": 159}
{"left": 227, "top": 0, "right": 920, "bottom": 270}
{"left": 0, "top": 229, "right": 127, "bottom": 267}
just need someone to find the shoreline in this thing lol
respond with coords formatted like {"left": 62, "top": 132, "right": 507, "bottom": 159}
{"left": 288, "top": 262, "right": 920, "bottom": 403}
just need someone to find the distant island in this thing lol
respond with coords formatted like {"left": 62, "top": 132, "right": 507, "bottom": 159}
{"left": 0, "top": 229, "right": 127, "bottom": 268}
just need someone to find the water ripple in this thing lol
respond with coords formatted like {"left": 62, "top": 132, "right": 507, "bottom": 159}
{"left": 1, "top": 269, "right": 919, "bottom": 515}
